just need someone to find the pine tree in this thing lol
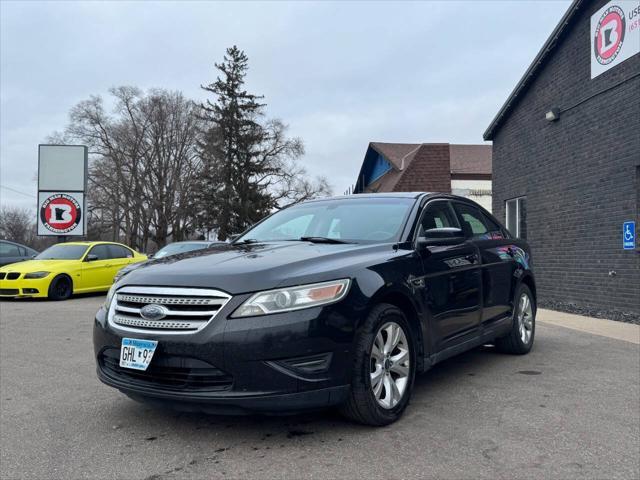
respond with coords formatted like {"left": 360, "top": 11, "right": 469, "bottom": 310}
{"left": 198, "top": 46, "right": 331, "bottom": 240}
{"left": 197, "top": 46, "right": 268, "bottom": 240}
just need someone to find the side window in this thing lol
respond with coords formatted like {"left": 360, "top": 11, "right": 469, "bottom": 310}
{"left": 0, "top": 243, "right": 20, "bottom": 257}
{"left": 454, "top": 203, "right": 492, "bottom": 239}
{"left": 18, "top": 246, "right": 27, "bottom": 256}
{"left": 88, "top": 244, "right": 111, "bottom": 260}
{"left": 479, "top": 212, "right": 506, "bottom": 239}
{"left": 418, "top": 202, "right": 460, "bottom": 237}
{"left": 108, "top": 245, "right": 133, "bottom": 259}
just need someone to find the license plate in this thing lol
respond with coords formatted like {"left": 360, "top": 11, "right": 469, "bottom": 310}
{"left": 120, "top": 338, "right": 158, "bottom": 371}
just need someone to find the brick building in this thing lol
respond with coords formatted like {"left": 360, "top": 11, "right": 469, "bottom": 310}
{"left": 353, "top": 143, "right": 492, "bottom": 211}
{"left": 484, "top": 0, "right": 640, "bottom": 318}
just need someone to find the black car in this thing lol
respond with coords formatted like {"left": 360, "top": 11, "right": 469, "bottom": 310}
{"left": 0, "top": 240, "right": 38, "bottom": 267}
{"left": 94, "top": 193, "right": 536, "bottom": 426}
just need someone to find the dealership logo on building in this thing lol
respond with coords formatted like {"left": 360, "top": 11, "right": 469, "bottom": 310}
{"left": 593, "top": 5, "right": 626, "bottom": 64}
{"left": 590, "top": 0, "right": 640, "bottom": 78}
{"left": 39, "top": 193, "right": 83, "bottom": 234}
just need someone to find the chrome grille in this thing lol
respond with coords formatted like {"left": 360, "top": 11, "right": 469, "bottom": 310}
{"left": 108, "top": 286, "right": 231, "bottom": 334}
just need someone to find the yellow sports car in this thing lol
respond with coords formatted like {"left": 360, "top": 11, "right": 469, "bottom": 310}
{"left": 0, "top": 241, "right": 147, "bottom": 300}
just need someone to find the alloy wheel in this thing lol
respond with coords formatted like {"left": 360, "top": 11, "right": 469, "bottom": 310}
{"left": 518, "top": 292, "right": 534, "bottom": 344}
{"left": 56, "top": 278, "right": 70, "bottom": 298}
{"left": 370, "top": 321, "right": 410, "bottom": 409}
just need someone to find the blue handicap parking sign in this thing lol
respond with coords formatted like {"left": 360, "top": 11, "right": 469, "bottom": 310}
{"left": 623, "top": 221, "right": 635, "bottom": 250}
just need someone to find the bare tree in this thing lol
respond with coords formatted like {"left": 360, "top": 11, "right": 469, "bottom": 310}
{"left": 0, "top": 206, "right": 34, "bottom": 245}
{"left": 58, "top": 87, "right": 202, "bottom": 250}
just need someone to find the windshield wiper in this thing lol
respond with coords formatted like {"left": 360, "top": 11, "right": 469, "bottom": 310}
{"left": 298, "top": 236, "right": 353, "bottom": 244}
{"left": 235, "top": 238, "right": 260, "bottom": 244}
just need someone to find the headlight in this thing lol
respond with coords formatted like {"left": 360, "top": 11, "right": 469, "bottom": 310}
{"left": 24, "top": 271, "right": 50, "bottom": 279}
{"left": 104, "top": 283, "right": 117, "bottom": 310}
{"left": 232, "top": 279, "right": 351, "bottom": 318}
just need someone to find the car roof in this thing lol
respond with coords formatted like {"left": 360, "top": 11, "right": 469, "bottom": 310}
{"left": 53, "top": 241, "right": 129, "bottom": 247}
{"left": 300, "top": 192, "right": 481, "bottom": 204}
{"left": 0, "top": 239, "right": 36, "bottom": 249}
{"left": 302, "top": 192, "right": 427, "bottom": 203}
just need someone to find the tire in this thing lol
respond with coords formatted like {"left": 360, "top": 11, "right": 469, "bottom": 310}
{"left": 48, "top": 275, "right": 73, "bottom": 301}
{"left": 339, "top": 303, "right": 416, "bottom": 426}
{"left": 495, "top": 284, "right": 536, "bottom": 354}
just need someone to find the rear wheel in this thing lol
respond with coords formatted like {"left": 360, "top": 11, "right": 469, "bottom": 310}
{"left": 495, "top": 284, "right": 535, "bottom": 354}
{"left": 339, "top": 303, "right": 415, "bottom": 426}
{"left": 48, "top": 275, "right": 73, "bottom": 301}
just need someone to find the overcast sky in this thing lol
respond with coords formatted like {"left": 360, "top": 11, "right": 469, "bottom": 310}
{"left": 0, "top": 0, "right": 571, "bottom": 211}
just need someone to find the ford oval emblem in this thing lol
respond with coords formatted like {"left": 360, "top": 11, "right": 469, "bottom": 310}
{"left": 140, "top": 304, "right": 169, "bottom": 321}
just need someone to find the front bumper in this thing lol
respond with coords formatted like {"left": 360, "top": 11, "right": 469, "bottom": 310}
{"left": 93, "top": 294, "right": 360, "bottom": 414}
{"left": 0, "top": 277, "right": 50, "bottom": 298}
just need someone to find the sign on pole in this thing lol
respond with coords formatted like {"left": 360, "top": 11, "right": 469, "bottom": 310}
{"left": 590, "top": 0, "right": 640, "bottom": 79}
{"left": 37, "top": 145, "right": 88, "bottom": 237}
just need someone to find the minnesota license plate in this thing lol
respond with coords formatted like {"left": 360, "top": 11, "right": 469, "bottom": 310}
{"left": 120, "top": 338, "right": 158, "bottom": 371}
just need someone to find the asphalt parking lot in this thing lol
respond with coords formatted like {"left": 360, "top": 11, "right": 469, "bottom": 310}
{"left": 1, "top": 296, "right": 639, "bottom": 480}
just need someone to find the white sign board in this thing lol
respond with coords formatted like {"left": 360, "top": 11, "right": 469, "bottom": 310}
{"left": 38, "top": 145, "right": 87, "bottom": 191}
{"left": 591, "top": 0, "right": 640, "bottom": 79}
{"left": 37, "top": 145, "right": 88, "bottom": 236}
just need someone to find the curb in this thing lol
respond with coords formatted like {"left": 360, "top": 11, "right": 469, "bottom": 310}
{"left": 538, "top": 308, "right": 640, "bottom": 345}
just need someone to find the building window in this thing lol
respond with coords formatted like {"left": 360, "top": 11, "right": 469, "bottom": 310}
{"left": 506, "top": 197, "right": 527, "bottom": 238}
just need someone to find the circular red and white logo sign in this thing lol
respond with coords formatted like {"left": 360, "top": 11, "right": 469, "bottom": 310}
{"left": 40, "top": 193, "right": 82, "bottom": 234}
{"left": 594, "top": 5, "right": 626, "bottom": 65}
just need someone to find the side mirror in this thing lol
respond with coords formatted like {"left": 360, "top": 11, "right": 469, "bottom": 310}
{"left": 417, "top": 227, "right": 464, "bottom": 248}
{"left": 227, "top": 234, "right": 239, "bottom": 242}
{"left": 85, "top": 254, "right": 99, "bottom": 262}
{"left": 147, "top": 253, "right": 154, "bottom": 259}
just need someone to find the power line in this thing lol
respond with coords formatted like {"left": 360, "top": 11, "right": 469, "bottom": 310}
{"left": 0, "top": 185, "right": 36, "bottom": 199}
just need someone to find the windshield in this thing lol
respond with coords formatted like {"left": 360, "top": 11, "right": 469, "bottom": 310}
{"left": 154, "top": 242, "right": 208, "bottom": 258}
{"left": 35, "top": 244, "right": 88, "bottom": 260}
{"left": 236, "top": 197, "right": 415, "bottom": 244}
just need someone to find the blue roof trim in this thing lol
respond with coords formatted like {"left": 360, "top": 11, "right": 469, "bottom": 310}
{"left": 354, "top": 146, "right": 393, "bottom": 193}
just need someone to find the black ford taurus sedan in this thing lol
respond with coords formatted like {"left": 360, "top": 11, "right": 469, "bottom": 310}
{"left": 94, "top": 193, "right": 536, "bottom": 426}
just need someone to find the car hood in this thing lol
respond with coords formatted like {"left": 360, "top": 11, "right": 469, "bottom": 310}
{"left": 120, "top": 241, "right": 395, "bottom": 295}
{"left": 0, "top": 259, "right": 76, "bottom": 273}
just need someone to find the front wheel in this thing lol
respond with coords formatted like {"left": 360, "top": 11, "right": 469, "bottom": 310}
{"left": 48, "top": 275, "right": 73, "bottom": 301}
{"left": 339, "top": 303, "right": 415, "bottom": 426}
{"left": 495, "top": 284, "right": 536, "bottom": 354}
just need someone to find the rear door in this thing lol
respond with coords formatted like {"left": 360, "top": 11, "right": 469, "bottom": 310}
{"left": 81, "top": 244, "right": 114, "bottom": 290}
{"left": 452, "top": 202, "right": 516, "bottom": 324}
{"left": 107, "top": 244, "right": 135, "bottom": 281}
{"left": 417, "top": 200, "right": 482, "bottom": 350}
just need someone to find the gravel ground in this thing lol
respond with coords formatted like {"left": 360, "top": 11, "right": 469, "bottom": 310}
{"left": 539, "top": 300, "right": 640, "bottom": 324}
{"left": 1, "top": 295, "right": 639, "bottom": 480}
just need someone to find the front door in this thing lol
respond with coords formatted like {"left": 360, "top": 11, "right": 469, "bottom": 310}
{"left": 453, "top": 202, "right": 516, "bottom": 325}
{"left": 417, "top": 201, "right": 482, "bottom": 351}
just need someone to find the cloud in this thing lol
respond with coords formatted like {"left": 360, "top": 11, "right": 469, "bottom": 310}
{"left": 0, "top": 0, "right": 570, "bottom": 208}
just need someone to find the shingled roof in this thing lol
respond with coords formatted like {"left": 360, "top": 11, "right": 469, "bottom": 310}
{"left": 354, "top": 142, "right": 492, "bottom": 194}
